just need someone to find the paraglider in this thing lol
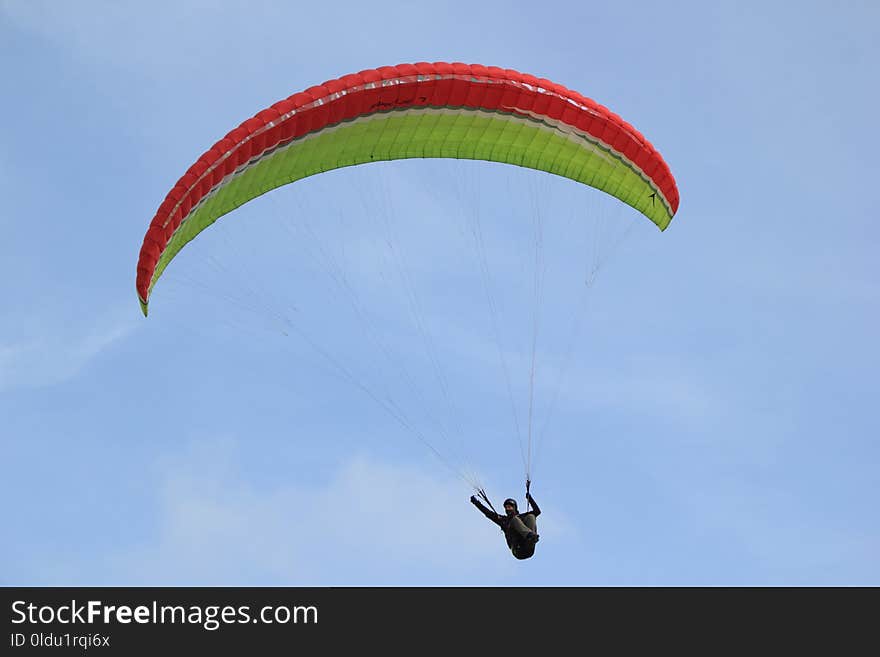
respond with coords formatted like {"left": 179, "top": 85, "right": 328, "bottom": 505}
{"left": 471, "top": 483, "right": 542, "bottom": 560}
{"left": 135, "top": 62, "right": 680, "bottom": 559}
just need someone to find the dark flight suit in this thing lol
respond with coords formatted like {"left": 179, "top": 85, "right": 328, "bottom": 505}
{"left": 471, "top": 493, "right": 541, "bottom": 560}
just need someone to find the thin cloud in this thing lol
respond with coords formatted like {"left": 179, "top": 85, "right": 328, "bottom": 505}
{"left": 0, "top": 305, "right": 134, "bottom": 392}
{"left": 103, "top": 439, "right": 571, "bottom": 585}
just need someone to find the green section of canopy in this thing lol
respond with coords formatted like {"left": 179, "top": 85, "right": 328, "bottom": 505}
{"left": 144, "top": 108, "right": 671, "bottom": 314}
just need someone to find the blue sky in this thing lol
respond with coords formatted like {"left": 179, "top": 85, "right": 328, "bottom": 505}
{"left": 1, "top": 0, "right": 878, "bottom": 585}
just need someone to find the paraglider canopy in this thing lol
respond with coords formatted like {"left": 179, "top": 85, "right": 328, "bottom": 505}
{"left": 136, "top": 62, "right": 679, "bottom": 315}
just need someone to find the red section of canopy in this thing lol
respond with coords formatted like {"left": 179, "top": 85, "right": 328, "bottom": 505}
{"left": 137, "top": 62, "right": 679, "bottom": 303}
